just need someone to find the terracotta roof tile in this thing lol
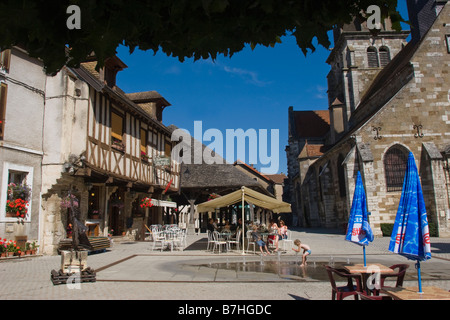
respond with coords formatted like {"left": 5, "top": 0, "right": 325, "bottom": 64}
{"left": 292, "top": 110, "right": 330, "bottom": 138}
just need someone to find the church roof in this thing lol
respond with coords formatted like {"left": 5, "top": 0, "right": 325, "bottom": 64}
{"left": 298, "top": 142, "right": 326, "bottom": 159}
{"left": 291, "top": 110, "right": 330, "bottom": 139}
{"left": 265, "top": 173, "right": 287, "bottom": 185}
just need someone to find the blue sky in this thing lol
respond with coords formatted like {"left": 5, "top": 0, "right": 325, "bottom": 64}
{"left": 116, "top": 1, "right": 409, "bottom": 175}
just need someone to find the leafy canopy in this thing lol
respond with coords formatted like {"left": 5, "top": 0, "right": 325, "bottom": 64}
{"left": 0, "top": 0, "right": 402, "bottom": 74}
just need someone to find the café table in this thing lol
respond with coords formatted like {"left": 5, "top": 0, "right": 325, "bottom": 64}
{"left": 381, "top": 286, "right": 450, "bottom": 300}
{"left": 344, "top": 263, "right": 396, "bottom": 294}
{"left": 219, "top": 231, "right": 232, "bottom": 240}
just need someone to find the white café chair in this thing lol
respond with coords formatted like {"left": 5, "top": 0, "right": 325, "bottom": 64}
{"left": 152, "top": 231, "right": 166, "bottom": 251}
{"left": 246, "top": 230, "right": 256, "bottom": 254}
{"left": 207, "top": 230, "right": 215, "bottom": 251}
{"left": 281, "top": 230, "right": 293, "bottom": 251}
{"left": 212, "top": 231, "right": 228, "bottom": 253}
{"left": 172, "top": 229, "right": 187, "bottom": 251}
{"left": 227, "top": 230, "right": 240, "bottom": 251}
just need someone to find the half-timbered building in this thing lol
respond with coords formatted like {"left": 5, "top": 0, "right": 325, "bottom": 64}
{"left": 38, "top": 54, "right": 181, "bottom": 254}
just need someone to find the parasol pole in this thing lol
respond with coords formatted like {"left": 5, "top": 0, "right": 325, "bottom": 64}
{"left": 363, "top": 246, "right": 367, "bottom": 267}
{"left": 416, "top": 260, "right": 423, "bottom": 293}
{"left": 241, "top": 187, "right": 245, "bottom": 255}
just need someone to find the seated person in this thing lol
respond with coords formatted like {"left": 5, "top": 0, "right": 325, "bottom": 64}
{"left": 207, "top": 218, "right": 216, "bottom": 233}
{"left": 267, "top": 219, "right": 280, "bottom": 252}
{"left": 278, "top": 220, "right": 288, "bottom": 240}
{"left": 251, "top": 225, "right": 271, "bottom": 256}
{"left": 222, "top": 220, "right": 231, "bottom": 232}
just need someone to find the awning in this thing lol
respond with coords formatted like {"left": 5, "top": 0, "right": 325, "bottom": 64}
{"left": 150, "top": 199, "right": 177, "bottom": 208}
{"left": 196, "top": 186, "right": 291, "bottom": 213}
{"left": 197, "top": 186, "right": 291, "bottom": 255}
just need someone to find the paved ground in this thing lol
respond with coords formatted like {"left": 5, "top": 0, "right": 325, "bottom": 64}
{"left": 1, "top": 227, "right": 449, "bottom": 301}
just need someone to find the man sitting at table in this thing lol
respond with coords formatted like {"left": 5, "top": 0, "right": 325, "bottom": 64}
{"left": 207, "top": 218, "right": 216, "bottom": 233}
{"left": 251, "top": 225, "right": 271, "bottom": 256}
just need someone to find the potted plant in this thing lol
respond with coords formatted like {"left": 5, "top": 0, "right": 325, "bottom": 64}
{"left": 30, "top": 241, "right": 39, "bottom": 255}
{"left": 16, "top": 247, "right": 25, "bottom": 257}
{"left": 141, "top": 151, "right": 150, "bottom": 162}
{"left": 6, "top": 240, "right": 17, "bottom": 257}
{"left": 0, "top": 239, "right": 6, "bottom": 257}
{"left": 89, "top": 209, "right": 101, "bottom": 219}
{"left": 24, "top": 242, "right": 30, "bottom": 255}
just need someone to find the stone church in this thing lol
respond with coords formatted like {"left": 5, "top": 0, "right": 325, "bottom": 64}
{"left": 286, "top": 0, "right": 450, "bottom": 237}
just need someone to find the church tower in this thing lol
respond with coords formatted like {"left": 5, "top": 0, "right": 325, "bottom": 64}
{"left": 326, "top": 16, "right": 410, "bottom": 143}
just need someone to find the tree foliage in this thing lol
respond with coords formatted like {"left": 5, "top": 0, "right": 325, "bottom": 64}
{"left": 0, "top": 0, "right": 403, "bottom": 74}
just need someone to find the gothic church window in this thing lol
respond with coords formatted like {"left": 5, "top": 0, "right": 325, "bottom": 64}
{"left": 379, "top": 46, "right": 391, "bottom": 67}
{"left": 367, "top": 47, "right": 379, "bottom": 68}
{"left": 384, "top": 145, "right": 408, "bottom": 192}
{"left": 338, "top": 155, "right": 346, "bottom": 197}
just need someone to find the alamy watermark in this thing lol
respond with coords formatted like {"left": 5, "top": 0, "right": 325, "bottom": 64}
{"left": 171, "top": 121, "right": 280, "bottom": 174}
{"left": 66, "top": 5, "right": 81, "bottom": 30}
{"left": 367, "top": 5, "right": 382, "bottom": 30}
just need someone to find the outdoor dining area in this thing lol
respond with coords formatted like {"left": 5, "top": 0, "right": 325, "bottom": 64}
{"left": 147, "top": 224, "right": 187, "bottom": 252}
{"left": 205, "top": 223, "right": 293, "bottom": 254}
{"left": 328, "top": 153, "right": 450, "bottom": 300}
{"left": 325, "top": 262, "right": 450, "bottom": 300}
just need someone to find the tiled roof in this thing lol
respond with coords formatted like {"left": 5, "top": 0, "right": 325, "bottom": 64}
{"left": 126, "top": 91, "right": 171, "bottom": 106}
{"left": 298, "top": 142, "right": 326, "bottom": 159}
{"left": 265, "top": 173, "right": 287, "bottom": 184}
{"left": 292, "top": 110, "right": 330, "bottom": 138}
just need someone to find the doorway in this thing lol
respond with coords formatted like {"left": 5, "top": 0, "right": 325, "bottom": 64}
{"left": 109, "top": 189, "right": 125, "bottom": 235}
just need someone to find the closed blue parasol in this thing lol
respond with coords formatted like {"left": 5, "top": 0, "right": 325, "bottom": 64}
{"left": 388, "top": 152, "right": 431, "bottom": 293}
{"left": 345, "top": 171, "right": 374, "bottom": 266}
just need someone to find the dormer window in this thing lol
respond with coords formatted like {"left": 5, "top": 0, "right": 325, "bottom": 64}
{"left": 102, "top": 56, "right": 127, "bottom": 88}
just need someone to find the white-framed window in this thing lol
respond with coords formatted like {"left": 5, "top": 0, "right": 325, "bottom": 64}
{"left": 1, "top": 162, "right": 34, "bottom": 222}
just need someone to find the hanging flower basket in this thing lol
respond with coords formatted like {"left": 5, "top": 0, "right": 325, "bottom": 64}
{"left": 60, "top": 194, "right": 79, "bottom": 209}
{"left": 140, "top": 197, "right": 154, "bottom": 208}
{"left": 207, "top": 193, "right": 221, "bottom": 201}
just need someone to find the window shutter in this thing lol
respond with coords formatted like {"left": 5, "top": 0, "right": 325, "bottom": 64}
{"left": 111, "top": 111, "right": 123, "bottom": 141}
{"left": 0, "top": 83, "right": 7, "bottom": 140}
{"left": 367, "top": 47, "right": 379, "bottom": 68}
{"left": 140, "top": 128, "right": 147, "bottom": 153}
{"left": 379, "top": 47, "right": 391, "bottom": 67}
{"left": 0, "top": 49, "right": 11, "bottom": 71}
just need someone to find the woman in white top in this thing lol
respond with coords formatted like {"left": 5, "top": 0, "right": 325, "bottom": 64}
{"left": 279, "top": 220, "right": 288, "bottom": 240}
